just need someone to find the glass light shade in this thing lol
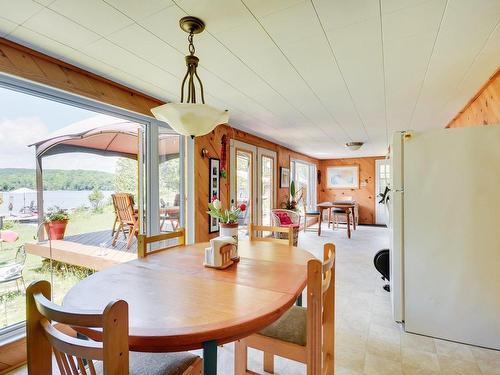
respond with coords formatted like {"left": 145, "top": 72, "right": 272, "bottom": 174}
{"left": 151, "top": 103, "right": 229, "bottom": 137}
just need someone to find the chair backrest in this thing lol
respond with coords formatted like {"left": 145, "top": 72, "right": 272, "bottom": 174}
{"left": 270, "top": 209, "right": 300, "bottom": 227}
{"left": 112, "top": 193, "right": 136, "bottom": 225}
{"left": 306, "top": 243, "right": 335, "bottom": 375}
{"left": 27, "top": 280, "right": 129, "bottom": 375}
{"left": 301, "top": 186, "right": 308, "bottom": 212}
{"left": 15, "top": 245, "right": 26, "bottom": 264}
{"left": 137, "top": 228, "right": 185, "bottom": 258}
{"left": 173, "top": 193, "right": 181, "bottom": 207}
{"left": 248, "top": 224, "right": 293, "bottom": 246}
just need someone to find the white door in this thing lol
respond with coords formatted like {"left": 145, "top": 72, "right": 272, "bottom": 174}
{"left": 375, "top": 159, "right": 390, "bottom": 225}
{"left": 257, "top": 148, "right": 277, "bottom": 226}
{"left": 230, "top": 140, "right": 277, "bottom": 232}
{"left": 230, "top": 140, "right": 257, "bottom": 237}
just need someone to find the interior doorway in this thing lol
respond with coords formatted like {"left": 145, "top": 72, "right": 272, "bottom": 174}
{"left": 230, "top": 140, "right": 277, "bottom": 237}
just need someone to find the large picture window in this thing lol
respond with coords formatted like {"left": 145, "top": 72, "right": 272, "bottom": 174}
{"left": 0, "top": 75, "right": 182, "bottom": 339}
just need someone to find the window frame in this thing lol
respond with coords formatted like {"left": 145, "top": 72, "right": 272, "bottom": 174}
{"left": 0, "top": 73, "right": 186, "bottom": 341}
{"left": 290, "top": 159, "right": 317, "bottom": 211}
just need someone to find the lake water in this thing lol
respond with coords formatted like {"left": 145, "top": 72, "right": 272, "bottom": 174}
{"left": 0, "top": 190, "right": 114, "bottom": 216}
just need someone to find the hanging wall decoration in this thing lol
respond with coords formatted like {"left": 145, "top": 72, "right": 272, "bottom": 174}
{"left": 209, "top": 158, "right": 221, "bottom": 233}
{"left": 220, "top": 134, "right": 227, "bottom": 178}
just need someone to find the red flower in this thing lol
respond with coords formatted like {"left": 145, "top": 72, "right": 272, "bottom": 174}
{"left": 239, "top": 203, "right": 247, "bottom": 212}
{"left": 211, "top": 195, "right": 218, "bottom": 202}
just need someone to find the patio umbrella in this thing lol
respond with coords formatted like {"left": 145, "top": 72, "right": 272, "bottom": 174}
{"left": 10, "top": 187, "right": 36, "bottom": 210}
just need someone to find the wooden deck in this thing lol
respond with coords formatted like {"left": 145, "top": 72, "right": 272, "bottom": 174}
{"left": 25, "top": 230, "right": 137, "bottom": 271}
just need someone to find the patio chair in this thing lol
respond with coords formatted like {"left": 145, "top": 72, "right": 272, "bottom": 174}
{"left": 248, "top": 224, "right": 293, "bottom": 246}
{"left": 26, "top": 280, "right": 203, "bottom": 375}
{"left": 111, "top": 193, "right": 138, "bottom": 249}
{"left": 0, "top": 245, "right": 26, "bottom": 291}
{"left": 235, "top": 243, "right": 335, "bottom": 375}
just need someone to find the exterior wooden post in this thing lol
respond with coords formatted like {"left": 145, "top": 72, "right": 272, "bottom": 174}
{"left": 36, "top": 154, "right": 44, "bottom": 240}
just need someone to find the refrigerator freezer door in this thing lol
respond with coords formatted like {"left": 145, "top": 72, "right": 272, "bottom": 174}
{"left": 403, "top": 126, "right": 500, "bottom": 350}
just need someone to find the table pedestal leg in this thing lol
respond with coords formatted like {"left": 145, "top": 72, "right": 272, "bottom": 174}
{"left": 352, "top": 208, "right": 356, "bottom": 230}
{"left": 346, "top": 209, "right": 351, "bottom": 239}
{"left": 318, "top": 209, "right": 322, "bottom": 236}
{"left": 203, "top": 340, "right": 217, "bottom": 375}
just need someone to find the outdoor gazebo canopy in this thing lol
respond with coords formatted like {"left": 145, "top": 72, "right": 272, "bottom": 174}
{"left": 29, "top": 115, "right": 179, "bottom": 160}
{"left": 29, "top": 114, "right": 180, "bottom": 230}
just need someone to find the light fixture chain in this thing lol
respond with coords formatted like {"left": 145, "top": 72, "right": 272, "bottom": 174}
{"left": 188, "top": 32, "right": 195, "bottom": 55}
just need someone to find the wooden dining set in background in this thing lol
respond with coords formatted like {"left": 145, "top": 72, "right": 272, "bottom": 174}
{"left": 311, "top": 200, "right": 358, "bottom": 238}
{"left": 26, "top": 224, "right": 336, "bottom": 375}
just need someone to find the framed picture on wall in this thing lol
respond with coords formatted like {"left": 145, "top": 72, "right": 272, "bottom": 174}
{"left": 209, "top": 158, "right": 220, "bottom": 233}
{"left": 327, "top": 165, "right": 359, "bottom": 189}
{"left": 280, "top": 167, "right": 290, "bottom": 188}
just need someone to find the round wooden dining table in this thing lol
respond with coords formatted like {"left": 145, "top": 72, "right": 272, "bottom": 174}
{"left": 63, "top": 240, "right": 314, "bottom": 375}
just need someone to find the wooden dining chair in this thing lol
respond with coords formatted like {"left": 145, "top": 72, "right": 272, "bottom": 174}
{"left": 301, "top": 186, "right": 321, "bottom": 232}
{"left": 235, "top": 243, "right": 335, "bottom": 375}
{"left": 248, "top": 224, "right": 294, "bottom": 246}
{"left": 137, "top": 228, "right": 185, "bottom": 258}
{"left": 26, "top": 280, "right": 202, "bottom": 375}
{"left": 111, "top": 193, "right": 138, "bottom": 249}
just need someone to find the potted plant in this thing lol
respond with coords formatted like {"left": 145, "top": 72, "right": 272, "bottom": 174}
{"left": 281, "top": 181, "right": 302, "bottom": 211}
{"left": 44, "top": 209, "right": 69, "bottom": 240}
{"left": 207, "top": 198, "right": 246, "bottom": 258}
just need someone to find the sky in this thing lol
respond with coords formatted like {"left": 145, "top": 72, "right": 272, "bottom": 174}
{"left": 0, "top": 86, "right": 119, "bottom": 173}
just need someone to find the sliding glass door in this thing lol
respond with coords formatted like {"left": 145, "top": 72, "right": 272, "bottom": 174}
{"left": 0, "top": 73, "right": 184, "bottom": 338}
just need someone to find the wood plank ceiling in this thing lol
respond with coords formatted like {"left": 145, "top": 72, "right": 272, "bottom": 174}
{"left": 1, "top": 0, "right": 499, "bottom": 158}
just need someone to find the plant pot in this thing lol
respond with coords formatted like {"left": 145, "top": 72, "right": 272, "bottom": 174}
{"left": 44, "top": 220, "right": 68, "bottom": 240}
{"left": 219, "top": 222, "right": 239, "bottom": 260}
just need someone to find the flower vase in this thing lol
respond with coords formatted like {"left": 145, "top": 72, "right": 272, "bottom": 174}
{"left": 219, "top": 222, "right": 239, "bottom": 261}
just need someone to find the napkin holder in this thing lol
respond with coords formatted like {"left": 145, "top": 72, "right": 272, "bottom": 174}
{"left": 204, "top": 236, "right": 236, "bottom": 269}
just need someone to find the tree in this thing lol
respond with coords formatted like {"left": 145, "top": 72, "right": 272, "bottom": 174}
{"left": 88, "top": 188, "right": 104, "bottom": 211}
{"left": 114, "top": 158, "right": 138, "bottom": 194}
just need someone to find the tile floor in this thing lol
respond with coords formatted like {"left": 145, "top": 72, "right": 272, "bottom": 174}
{"left": 10, "top": 225, "right": 500, "bottom": 374}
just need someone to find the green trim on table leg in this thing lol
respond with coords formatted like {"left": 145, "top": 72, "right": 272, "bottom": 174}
{"left": 203, "top": 340, "right": 217, "bottom": 375}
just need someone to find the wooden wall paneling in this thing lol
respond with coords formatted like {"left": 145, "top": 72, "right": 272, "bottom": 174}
{"left": 447, "top": 67, "right": 500, "bottom": 128}
{"left": 318, "top": 157, "right": 383, "bottom": 225}
{"left": 195, "top": 125, "right": 319, "bottom": 242}
{"left": 0, "top": 38, "right": 162, "bottom": 116}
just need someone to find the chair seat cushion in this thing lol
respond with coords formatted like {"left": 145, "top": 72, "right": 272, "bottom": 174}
{"left": 275, "top": 211, "right": 293, "bottom": 225}
{"left": 96, "top": 352, "right": 199, "bottom": 375}
{"left": 259, "top": 306, "right": 306, "bottom": 346}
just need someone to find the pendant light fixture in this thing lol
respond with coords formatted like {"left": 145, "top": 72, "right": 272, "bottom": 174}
{"left": 151, "top": 16, "right": 229, "bottom": 138}
{"left": 345, "top": 141, "right": 364, "bottom": 151}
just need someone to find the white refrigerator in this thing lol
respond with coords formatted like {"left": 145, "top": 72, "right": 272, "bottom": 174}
{"left": 390, "top": 126, "right": 500, "bottom": 350}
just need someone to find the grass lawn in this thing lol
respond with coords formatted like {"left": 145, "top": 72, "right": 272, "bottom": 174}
{"left": 0, "top": 205, "right": 115, "bottom": 329}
